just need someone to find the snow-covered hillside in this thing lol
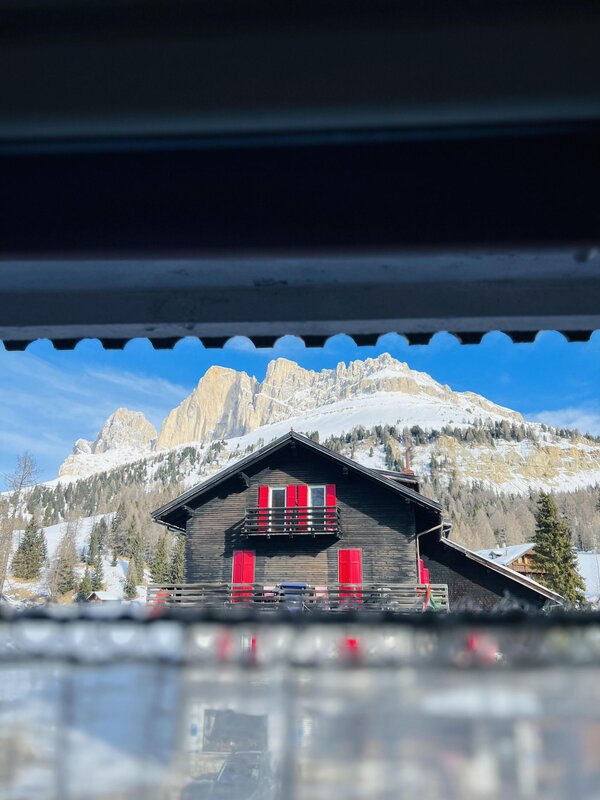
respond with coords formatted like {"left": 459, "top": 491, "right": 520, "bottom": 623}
{"left": 4, "top": 516, "right": 146, "bottom": 605}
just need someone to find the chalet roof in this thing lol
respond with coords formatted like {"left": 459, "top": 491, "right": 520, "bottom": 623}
{"left": 478, "top": 544, "right": 600, "bottom": 604}
{"left": 477, "top": 543, "right": 535, "bottom": 567}
{"left": 87, "top": 591, "right": 121, "bottom": 602}
{"left": 152, "top": 431, "right": 441, "bottom": 532}
{"left": 446, "top": 539, "right": 563, "bottom": 604}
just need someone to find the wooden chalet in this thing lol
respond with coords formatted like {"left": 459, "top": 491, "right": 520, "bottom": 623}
{"left": 149, "top": 432, "right": 561, "bottom": 612}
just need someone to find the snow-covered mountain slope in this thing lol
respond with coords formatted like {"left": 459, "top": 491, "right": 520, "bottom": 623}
{"left": 54, "top": 352, "right": 600, "bottom": 496}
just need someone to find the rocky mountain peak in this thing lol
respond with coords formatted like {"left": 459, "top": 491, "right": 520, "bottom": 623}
{"left": 263, "top": 358, "right": 314, "bottom": 383}
{"left": 93, "top": 408, "right": 157, "bottom": 454}
{"left": 59, "top": 409, "right": 157, "bottom": 477}
{"left": 156, "top": 367, "right": 259, "bottom": 451}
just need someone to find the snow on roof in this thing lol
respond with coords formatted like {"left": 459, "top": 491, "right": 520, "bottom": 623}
{"left": 88, "top": 592, "right": 121, "bottom": 602}
{"left": 477, "top": 543, "right": 534, "bottom": 566}
{"left": 477, "top": 544, "right": 600, "bottom": 603}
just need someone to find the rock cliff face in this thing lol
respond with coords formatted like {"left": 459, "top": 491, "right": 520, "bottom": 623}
{"left": 155, "top": 354, "right": 520, "bottom": 451}
{"left": 58, "top": 354, "right": 525, "bottom": 478}
{"left": 93, "top": 408, "right": 157, "bottom": 453}
{"left": 156, "top": 367, "right": 259, "bottom": 450}
{"left": 59, "top": 409, "right": 157, "bottom": 477}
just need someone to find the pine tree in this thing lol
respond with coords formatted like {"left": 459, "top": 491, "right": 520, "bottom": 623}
{"left": 49, "top": 525, "right": 77, "bottom": 598}
{"left": 76, "top": 568, "right": 93, "bottom": 601}
{"left": 95, "top": 518, "right": 109, "bottom": 553}
{"left": 531, "top": 493, "right": 586, "bottom": 606}
{"left": 169, "top": 536, "right": 185, "bottom": 583}
{"left": 128, "top": 524, "right": 145, "bottom": 582}
{"left": 87, "top": 528, "right": 99, "bottom": 566}
{"left": 109, "top": 504, "right": 127, "bottom": 557}
{"left": 124, "top": 558, "right": 138, "bottom": 600}
{"left": 151, "top": 535, "right": 170, "bottom": 583}
{"left": 11, "top": 517, "right": 46, "bottom": 580}
{"left": 91, "top": 559, "right": 105, "bottom": 591}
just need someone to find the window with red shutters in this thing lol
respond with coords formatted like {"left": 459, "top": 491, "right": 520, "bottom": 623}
{"left": 232, "top": 550, "right": 255, "bottom": 603}
{"left": 338, "top": 548, "right": 362, "bottom": 600}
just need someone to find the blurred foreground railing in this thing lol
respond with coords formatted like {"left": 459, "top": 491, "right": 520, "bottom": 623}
{"left": 1, "top": 607, "right": 600, "bottom": 800}
{"left": 147, "top": 582, "right": 450, "bottom": 612}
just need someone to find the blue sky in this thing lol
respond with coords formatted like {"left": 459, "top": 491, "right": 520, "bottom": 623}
{"left": 2, "top": 331, "right": 600, "bottom": 482}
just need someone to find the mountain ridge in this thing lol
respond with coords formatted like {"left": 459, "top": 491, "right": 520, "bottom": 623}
{"left": 59, "top": 354, "right": 524, "bottom": 480}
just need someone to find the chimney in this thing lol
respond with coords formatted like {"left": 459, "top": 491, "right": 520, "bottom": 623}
{"left": 402, "top": 446, "right": 415, "bottom": 476}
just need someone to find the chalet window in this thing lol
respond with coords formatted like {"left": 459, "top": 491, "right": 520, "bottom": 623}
{"left": 309, "top": 485, "right": 326, "bottom": 507}
{"left": 269, "top": 486, "right": 286, "bottom": 508}
{"left": 250, "top": 483, "right": 338, "bottom": 535}
{"left": 307, "top": 485, "right": 325, "bottom": 529}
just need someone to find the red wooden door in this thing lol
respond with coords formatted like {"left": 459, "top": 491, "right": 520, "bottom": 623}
{"left": 338, "top": 548, "right": 362, "bottom": 600}
{"left": 232, "top": 550, "right": 255, "bottom": 602}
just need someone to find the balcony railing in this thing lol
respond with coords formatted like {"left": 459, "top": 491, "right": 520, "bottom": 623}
{"left": 147, "top": 582, "right": 450, "bottom": 612}
{"left": 243, "top": 506, "right": 341, "bottom": 537}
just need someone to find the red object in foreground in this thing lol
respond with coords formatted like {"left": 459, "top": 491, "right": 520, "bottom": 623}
{"left": 232, "top": 550, "right": 255, "bottom": 602}
{"left": 345, "top": 637, "right": 360, "bottom": 653}
{"left": 148, "top": 589, "right": 170, "bottom": 617}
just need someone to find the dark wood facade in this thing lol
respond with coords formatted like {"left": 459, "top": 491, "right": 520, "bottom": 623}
{"left": 152, "top": 432, "right": 561, "bottom": 610}
{"left": 420, "top": 539, "right": 554, "bottom": 611}
{"left": 184, "top": 446, "right": 422, "bottom": 586}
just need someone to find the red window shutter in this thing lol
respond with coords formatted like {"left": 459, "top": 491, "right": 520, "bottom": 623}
{"left": 257, "top": 485, "right": 269, "bottom": 531}
{"left": 286, "top": 485, "right": 297, "bottom": 526}
{"left": 297, "top": 484, "right": 309, "bottom": 529}
{"left": 232, "top": 550, "right": 255, "bottom": 603}
{"left": 338, "top": 549, "right": 362, "bottom": 600}
{"left": 286, "top": 485, "right": 297, "bottom": 506}
{"left": 325, "top": 484, "right": 337, "bottom": 531}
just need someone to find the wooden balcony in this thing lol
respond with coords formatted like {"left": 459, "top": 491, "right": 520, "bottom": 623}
{"left": 243, "top": 506, "right": 341, "bottom": 537}
{"left": 147, "top": 582, "right": 450, "bottom": 612}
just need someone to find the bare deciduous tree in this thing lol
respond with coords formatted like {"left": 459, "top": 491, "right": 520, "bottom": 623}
{"left": 0, "top": 451, "right": 40, "bottom": 596}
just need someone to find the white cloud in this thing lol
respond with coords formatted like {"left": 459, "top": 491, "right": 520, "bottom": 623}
{"left": 529, "top": 407, "right": 600, "bottom": 435}
{"left": 84, "top": 367, "right": 189, "bottom": 402}
{"left": 0, "top": 350, "right": 192, "bottom": 479}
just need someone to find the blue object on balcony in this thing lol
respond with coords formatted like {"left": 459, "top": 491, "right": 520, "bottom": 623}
{"left": 279, "top": 583, "right": 308, "bottom": 612}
